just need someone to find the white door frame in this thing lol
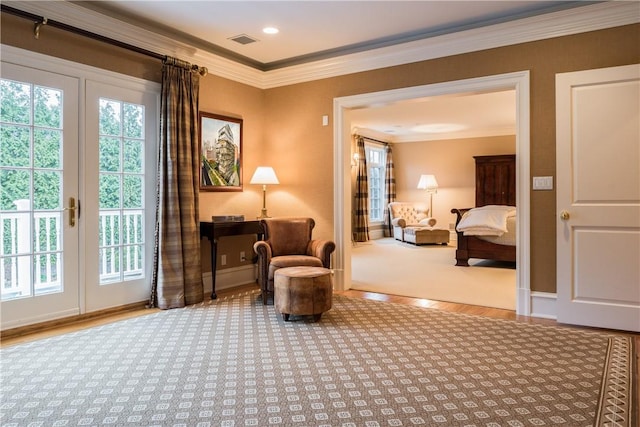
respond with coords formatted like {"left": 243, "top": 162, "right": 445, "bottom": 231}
{"left": 333, "top": 71, "right": 532, "bottom": 315}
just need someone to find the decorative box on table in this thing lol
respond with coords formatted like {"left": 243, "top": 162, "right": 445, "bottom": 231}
{"left": 212, "top": 215, "right": 245, "bottom": 222}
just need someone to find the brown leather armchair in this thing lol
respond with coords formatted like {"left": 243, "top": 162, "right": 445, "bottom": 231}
{"left": 253, "top": 217, "right": 336, "bottom": 304}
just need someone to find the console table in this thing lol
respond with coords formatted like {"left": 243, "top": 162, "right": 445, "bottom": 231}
{"left": 200, "top": 220, "right": 264, "bottom": 299}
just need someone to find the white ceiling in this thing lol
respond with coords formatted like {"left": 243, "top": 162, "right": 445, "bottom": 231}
{"left": 6, "top": 1, "right": 633, "bottom": 142}
{"left": 350, "top": 90, "right": 516, "bottom": 143}
{"left": 74, "top": 0, "right": 542, "bottom": 141}
{"left": 76, "top": 1, "right": 583, "bottom": 69}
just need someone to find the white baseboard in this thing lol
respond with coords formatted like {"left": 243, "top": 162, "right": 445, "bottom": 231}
{"left": 369, "top": 228, "right": 385, "bottom": 240}
{"left": 202, "top": 265, "right": 257, "bottom": 295}
{"left": 529, "top": 291, "right": 557, "bottom": 319}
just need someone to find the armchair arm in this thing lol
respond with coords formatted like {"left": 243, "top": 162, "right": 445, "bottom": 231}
{"left": 391, "top": 218, "right": 407, "bottom": 228}
{"left": 419, "top": 217, "right": 437, "bottom": 227}
{"left": 253, "top": 240, "right": 273, "bottom": 290}
{"left": 307, "top": 239, "right": 336, "bottom": 268}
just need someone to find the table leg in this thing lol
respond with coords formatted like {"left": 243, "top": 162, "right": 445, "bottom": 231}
{"left": 210, "top": 238, "right": 218, "bottom": 299}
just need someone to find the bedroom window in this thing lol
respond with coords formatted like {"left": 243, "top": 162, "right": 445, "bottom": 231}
{"left": 365, "top": 143, "right": 386, "bottom": 222}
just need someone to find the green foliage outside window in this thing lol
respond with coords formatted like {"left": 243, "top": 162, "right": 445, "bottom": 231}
{"left": 1, "top": 81, "right": 145, "bottom": 261}
{"left": 98, "top": 99, "right": 144, "bottom": 211}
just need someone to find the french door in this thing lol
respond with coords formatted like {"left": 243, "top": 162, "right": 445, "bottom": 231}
{"left": 1, "top": 50, "right": 158, "bottom": 329}
{"left": 0, "top": 63, "right": 80, "bottom": 328}
{"left": 84, "top": 81, "right": 158, "bottom": 312}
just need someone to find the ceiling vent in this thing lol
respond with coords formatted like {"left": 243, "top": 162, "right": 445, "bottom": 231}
{"left": 229, "top": 34, "right": 259, "bottom": 45}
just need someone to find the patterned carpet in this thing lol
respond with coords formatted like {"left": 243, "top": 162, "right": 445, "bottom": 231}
{"left": 0, "top": 291, "right": 634, "bottom": 426}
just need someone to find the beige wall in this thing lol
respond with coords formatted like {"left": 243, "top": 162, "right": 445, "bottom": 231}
{"left": 393, "top": 136, "right": 515, "bottom": 228}
{"left": 262, "top": 24, "right": 640, "bottom": 293}
{"left": 3, "top": 11, "right": 639, "bottom": 293}
{"left": 198, "top": 76, "right": 264, "bottom": 271}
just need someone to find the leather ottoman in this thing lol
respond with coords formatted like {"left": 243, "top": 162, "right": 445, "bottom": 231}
{"left": 403, "top": 227, "right": 450, "bottom": 245}
{"left": 274, "top": 266, "right": 332, "bottom": 321}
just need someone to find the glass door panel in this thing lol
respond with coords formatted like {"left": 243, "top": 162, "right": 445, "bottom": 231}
{"left": 98, "top": 99, "right": 145, "bottom": 284}
{"left": 0, "top": 63, "right": 79, "bottom": 329}
{"left": 85, "top": 80, "right": 157, "bottom": 311}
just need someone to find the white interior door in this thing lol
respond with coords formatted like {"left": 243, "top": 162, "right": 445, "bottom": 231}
{"left": 0, "top": 63, "right": 80, "bottom": 329}
{"left": 556, "top": 64, "right": 640, "bottom": 332}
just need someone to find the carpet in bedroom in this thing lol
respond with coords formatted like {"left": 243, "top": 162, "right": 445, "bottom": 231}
{"left": 351, "top": 238, "right": 516, "bottom": 310}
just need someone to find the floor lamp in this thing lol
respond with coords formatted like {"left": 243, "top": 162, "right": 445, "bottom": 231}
{"left": 250, "top": 166, "right": 279, "bottom": 218}
{"left": 417, "top": 174, "right": 438, "bottom": 216}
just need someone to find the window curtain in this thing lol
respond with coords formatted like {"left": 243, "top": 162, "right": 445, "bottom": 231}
{"left": 384, "top": 144, "right": 396, "bottom": 237}
{"left": 353, "top": 135, "right": 370, "bottom": 242}
{"left": 150, "top": 57, "right": 204, "bottom": 309}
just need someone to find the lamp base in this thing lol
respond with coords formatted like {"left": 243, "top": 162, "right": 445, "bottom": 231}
{"left": 257, "top": 208, "right": 270, "bottom": 219}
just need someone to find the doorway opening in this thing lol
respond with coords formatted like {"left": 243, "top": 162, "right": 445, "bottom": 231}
{"left": 333, "top": 71, "right": 531, "bottom": 315}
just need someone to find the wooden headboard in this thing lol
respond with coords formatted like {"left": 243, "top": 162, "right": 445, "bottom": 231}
{"left": 473, "top": 154, "right": 516, "bottom": 207}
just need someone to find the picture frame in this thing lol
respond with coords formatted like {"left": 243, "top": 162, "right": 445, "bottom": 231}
{"left": 199, "top": 112, "right": 243, "bottom": 191}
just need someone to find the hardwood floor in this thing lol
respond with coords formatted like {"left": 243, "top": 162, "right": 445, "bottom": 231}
{"left": 0, "top": 302, "right": 161, "bottom": 347}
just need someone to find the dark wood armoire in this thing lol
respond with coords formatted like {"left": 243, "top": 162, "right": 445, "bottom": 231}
{"left": 473, "top": 154, "right": 516, "bottom": 207}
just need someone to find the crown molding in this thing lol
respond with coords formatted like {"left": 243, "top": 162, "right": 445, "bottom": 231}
{"left": 395, "top": 127, "right": 518, "bottom": 144}
{"left": 354, "top": 125, "right": 517, "bottom": 144}
{"left": 5, "top": 1, "right": 638, "bottom": 89}
{"left": 4, "top": 0, "right": 266, "bottom": 87}
{"left": 260, "top": 1, "right": 639, "bottom": 89}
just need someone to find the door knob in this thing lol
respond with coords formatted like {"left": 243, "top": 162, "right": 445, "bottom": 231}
{"left": 560, "top": 210, "right": 570, "bottom": 221}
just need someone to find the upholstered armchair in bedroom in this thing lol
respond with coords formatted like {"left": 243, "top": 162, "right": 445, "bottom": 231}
{"left": 253, "top": 217, "right": 336, "bottom": 305}
{"left": 388, "top": 202, "right": 437, "bottom": 241}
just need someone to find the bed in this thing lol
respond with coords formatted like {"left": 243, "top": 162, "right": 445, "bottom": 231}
{"left": 451, "top": 154, "right": 517, "bottom": 267}
{"left": 451, "top": 207, "right": 516, "bottom": 266}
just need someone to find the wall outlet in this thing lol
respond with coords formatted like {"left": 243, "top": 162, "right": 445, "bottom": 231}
{"left": 221, "top": 254, "right": 227, "bottom": 266}
{"left": 240, "top": 251, "right": 246, "bottom": 262}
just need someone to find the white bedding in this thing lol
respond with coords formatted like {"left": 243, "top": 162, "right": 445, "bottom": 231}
{"left": 456, "top": 205, "right": 517, "bottom": 247}
{"left": 477, "top": 215, "right": 516, "bottom": 246}
{"left": 456, "top": 205, "right": 516, "bottom": 236}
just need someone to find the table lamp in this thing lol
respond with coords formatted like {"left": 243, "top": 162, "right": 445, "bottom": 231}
{"left": 250, "top": 166, "right": 279, "bottom": 218}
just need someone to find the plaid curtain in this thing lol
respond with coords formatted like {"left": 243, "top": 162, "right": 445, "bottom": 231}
{"left": 150, "top": 57, "right": 204, "bottom": 309}
{"left": 384, "top": 144, "right": 396, "bottom": 237}
{"left": 353, "top": 136, "right": 369, "bottom": 242}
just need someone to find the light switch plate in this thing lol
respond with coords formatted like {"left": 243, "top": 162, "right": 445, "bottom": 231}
{"left": 533, "top": 176, "right": 553, "bottom": 190}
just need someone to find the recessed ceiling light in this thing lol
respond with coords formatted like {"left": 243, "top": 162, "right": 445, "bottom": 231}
{"left": 263, "top": 27, "right": 279, "bottom": 35}
{"left": 411, "top": 123, "right": 466, "bottom": 133}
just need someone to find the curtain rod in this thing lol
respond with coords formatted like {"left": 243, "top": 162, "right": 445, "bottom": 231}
{"left": 1, "top": 5, "right": 207, "bottom": 75}
{"left": 359, "top": 135, "right": 391, "bottom": 146}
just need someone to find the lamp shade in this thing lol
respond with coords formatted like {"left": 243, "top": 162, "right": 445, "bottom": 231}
{"left": 250, "top": 167, "right": 279, "bottom": 185}
{"left": 417, "top": 174, "right": 438, "bottom": 192}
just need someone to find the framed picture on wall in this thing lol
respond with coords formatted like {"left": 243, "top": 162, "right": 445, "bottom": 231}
{"left": 199, "top": 112, "right": 243, "bottom": 191}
